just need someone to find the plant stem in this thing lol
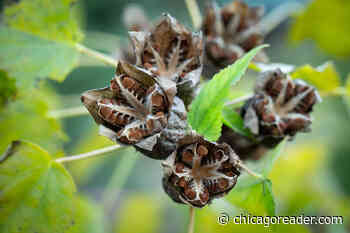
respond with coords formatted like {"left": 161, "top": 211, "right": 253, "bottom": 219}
{"left": 237, "top": 161, "right": 264, "bottom": 179}
{"left": 184, "top": 0, "right": 202, "bottom": 29}
{"left": 224, "top": 94, "right": 254, "bottom": 106}
{"left": 188, "top": 206, "right": 195, "bottom": 233}
{"left": 257, "top": 2, "right": 303, "bottom": 36}
{"left": 48, "top": 106, "right": 88, "bottom": 119}
{"left": 55, "top": 145, "right": 122, "bottom": 163}
{"left": 75, "top": 43, "right": 118, "bottom": 67}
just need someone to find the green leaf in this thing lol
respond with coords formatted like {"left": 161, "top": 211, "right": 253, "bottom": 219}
{"left": 289, "top": 0, "right": 350, "bottom": 57}
{"left": 226, "top": 177, "right": 275, "bottom": 216}
{"left": 0, "top": 0, "right": 84, "bottom": 87}
{"left": 0, "top": 69, "right": 17, "bottom": 111}
{"left": 0, "top": 85, "right": 66, "bottom": 154}
{"left": 222, "top": 106, "right": 252, "bottom": 138}
{"left": 290, "top": 62, "right": 340, "bottom": 93}
{"left": 114, "top": 195, "right": 161, "bottom": 233}
{"left": 0, "top": 140, "right": 76, "bottom": 233}
{"left": 188, "top": 45, "right": 268, "bottom": 141}
{"left": 0, "top": 26, "right": 80, "bottom": 87}
{"left": 225, "top": 140, "right": 286, "bottom": 215}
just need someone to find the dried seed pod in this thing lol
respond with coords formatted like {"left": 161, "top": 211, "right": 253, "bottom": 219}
{"left": 242, "top": 68, "right": 321, "bottom": 142}
{"left": 128, "top": 13, "right": 204, "bottom": 106}
{"left": 201, "top": 1, "right": 267, "bottom": 77}
{"left": 81, "top": 61, "right": 187, "bottom": 159}
{"left": 162, "top": 135, "right": 240, "bottom": 207}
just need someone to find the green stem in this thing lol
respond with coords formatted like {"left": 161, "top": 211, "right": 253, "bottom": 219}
{"left": 48, "top": 106, "right": 88, "bottom": 119}
{"left": 188, "top": 206, "right": 196, "bottom": 233}
{"left": 237, "top": 161, "right": 264, "bottom": 179}
{"left": 75, "top": 43, "right": 118, "bottom": 67}
{"left": 55, "top": 145, "right": 122, "bottom": 163}
{"left": 184, "top": 0, "right": 202, "bottom": 29}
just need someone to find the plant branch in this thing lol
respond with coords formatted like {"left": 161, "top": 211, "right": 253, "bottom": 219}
{"left": 48, "top": 106, "right": 88, "bottom": 119}
{"left": 237, "top": 161, "right": 264, "bottom": 179}
{"left": 224, "top": 94, "right": 254, "bottom": 106}
{"left": 185, "top": 0, "right": 202, "bottom": 29}
{"left": 55, "top": 145, "right": 122, "bottom": 163}
{"left": 188, "top": 206, "right": 195, "bottom": 233}
{"left": 257, "top": 1, "right": 303, "bottom": 36}
{"left": 75, "top": 43, "right": 118, "bottom": 67}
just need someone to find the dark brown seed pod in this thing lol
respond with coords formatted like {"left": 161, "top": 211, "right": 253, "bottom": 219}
{"left": 162, "top": 135, "right": 240, "bottom": 207}
{"left": 241, "top": 68, "right": 321, "bottom": 141}
{"left": 81, "top": 61, "right": 187, "bottom": 159}
{"left": 201, "top": 1, "right": 268, "bottom": 77}
{"left": 128, "top": 13, "right": 204, "bottom": 106}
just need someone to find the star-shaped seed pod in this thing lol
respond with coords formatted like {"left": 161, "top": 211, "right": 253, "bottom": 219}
{"left": 241, "top": 68, "right": 321, "bottom": 141}
{"left": 201, "top": 1, "right": 267, "bottom": 77}
{"left": 128, "top": 13, "right": 203, "bottom": 106}
{"left": 81, "top": 61, "right": 187, "bottom": 159}
{"left": 162, "top": 135, "right": 240, "bottom": 207}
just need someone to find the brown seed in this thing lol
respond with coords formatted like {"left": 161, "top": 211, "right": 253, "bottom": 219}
{"left": 184, "top": 187, "right": 196, "bottom": 200}
{"left": 178, "top": 177, "right": 187, "bottom": 188}
{"left": 122, "top": 76, "right": 135, "bottom": 89}
{"left": 182, "top": 150, "right": 194, "bottom": 164}
{"left": 214, "top": 150, "right": 223, "bottom": 160}
{"left": 175, "top": 163, "right": 185, "bottom": 173}
{"left": 199, "top": 190, "right": 209, "bottom": 203}
{"left": 152, "top": 94, "right": 164, "bottom": 107}
{"left": 218, "top": 178, "right": 229, "bottom": 190}
{"left": 155, "top": 111, "right": 165, "bottom": 118}
{"left": 129, "top": 128, "right": 143, "bottom": 141}
{"left": 197, "top": 145, "right": 208, "bottom": 157}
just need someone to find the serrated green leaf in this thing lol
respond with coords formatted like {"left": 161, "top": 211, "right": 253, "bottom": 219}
{"left": 290, "top": 62, "right": 340, "bottom": 93}
{"left": 0, "top": 69, "right": 17, "bottom": 111}
{"left": 0, "top": 140, "right": 76, "bottom": 233}
{"left": 222, "top": 106, "right": 252, "bottom": 138}
{"left": 289, "top": 0, "right": 350, "bottom": 57}
{"left": 0, "top": 0, "right": 84, "bottom": 86}
{"left": 0, "top": 26, "right": 80, "bottom": 86}
{"left": 188, "top": 45, "right": 268, "bottom": 141}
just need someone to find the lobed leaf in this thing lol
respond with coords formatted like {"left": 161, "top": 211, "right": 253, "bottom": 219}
{"left": 188, "top": 45, "right": 268, "bottom": 141}
{"left": 0, "top": 140, "right": 76, "bottom": 233}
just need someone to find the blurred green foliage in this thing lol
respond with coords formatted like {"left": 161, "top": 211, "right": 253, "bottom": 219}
{"left": 0, "top": 69, "right": 16, "bottom": 110}
{"left": 290, "top": 0, "right": 350, "bottom": 57}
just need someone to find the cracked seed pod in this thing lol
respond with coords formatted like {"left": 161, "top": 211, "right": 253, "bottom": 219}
{"left": 128, "top": 13, "right": 203, "bottom": 106}
{"left": 81, "top": 61, "right": 187, "bottom": 159}
{"left": 201, "top": 1, "right": 267, "bottom": 77}
{"left": 241, "top": 68, "right": 321, "bottom": 143}
{"left": 162, "top": 135, "right": 240, "bottom": 207}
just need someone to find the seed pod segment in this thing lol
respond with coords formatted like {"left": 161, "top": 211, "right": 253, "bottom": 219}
{"left": 242, "top": 68, "right": 321, "bottom": 140}
{"left": 201, "top": 1, "right": 267, "bottom": 77}
{"left": 162, "top": 135, "right": 240, "bottom": 207}
{"left": 128, "top": 13, "right": 204, "bottom": 106}
{"left": 81, "top": 61, "right": 187, "bottom": 159}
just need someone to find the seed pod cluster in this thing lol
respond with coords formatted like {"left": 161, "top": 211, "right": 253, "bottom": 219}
{"left": 81, "top": 61, "right": 187, "bottom": 159}
{"left": 162, "top": 135, "right": 240, "bottom": 207}
{"left": 242, "top": 68, "right": 321, "bottom": 141}
{"left": 201, "top": 1, "right": 267, "bottom": 77}
{"left": 128, "top": 14, "right": 203, "bottom": 106}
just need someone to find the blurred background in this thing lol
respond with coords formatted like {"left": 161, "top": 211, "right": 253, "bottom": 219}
{"left": 1, "top": 0, "right": 350, "bottom": 232}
